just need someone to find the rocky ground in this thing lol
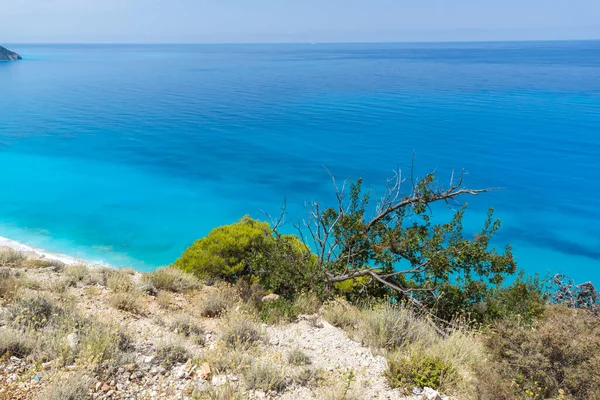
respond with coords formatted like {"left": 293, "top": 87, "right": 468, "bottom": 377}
{"left": 0, "top": 251, "right": 451, "bottom": 400}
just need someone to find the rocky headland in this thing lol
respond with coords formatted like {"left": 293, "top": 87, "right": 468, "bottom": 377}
{"left": 0, "top": 46, "right": 22, "bottom": 61}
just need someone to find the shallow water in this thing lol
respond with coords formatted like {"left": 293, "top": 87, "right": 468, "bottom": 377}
{"left": 0, "top": 42, "right": 599, "bottom": 284}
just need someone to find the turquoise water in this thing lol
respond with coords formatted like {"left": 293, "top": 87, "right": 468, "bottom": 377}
{"left": 0, "top": 42, "right": 599, "bottom": 284}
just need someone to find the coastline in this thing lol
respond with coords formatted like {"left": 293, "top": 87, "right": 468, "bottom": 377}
{"left": 0, "top": 235, "right": 94, "bottom": 266}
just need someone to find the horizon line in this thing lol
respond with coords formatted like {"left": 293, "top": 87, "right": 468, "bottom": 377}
{"left": 4, "top": 38, "right": 600, "bottom": 46}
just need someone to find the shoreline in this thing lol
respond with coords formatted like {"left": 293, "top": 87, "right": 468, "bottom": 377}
{"left": 0, "top": 235, "right": 96, "bottom": 266}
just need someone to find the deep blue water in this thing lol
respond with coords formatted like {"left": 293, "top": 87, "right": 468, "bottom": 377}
{"left": 0, "top": 42, "right": 599, "bottom": 285}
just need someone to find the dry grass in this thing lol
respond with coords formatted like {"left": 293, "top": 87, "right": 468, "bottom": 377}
{"left": 156, "top": 291, "right": 174, "bottom": 309}
{"left": 64, "top": 264, "right": 90, "bottom": 285}
{"left": 0, "top": 328, "right": 37, "bottom": 358}
{"left": 244, "top": 361, "right": 288, "bottom": 392}
{"left": 106, "top": 269, "right": 136, "bottom": 292}
{"left": 142, "top": 266, "right": 200, "bottom": 293}
{"left": 357, "top": 303, "right": 437, "bottom": 350}
{"left": 288, "top": 347, "right": 311, "bottom": 366}
{"left": 293, "top": 292, "right": 322, "bottom": 315}
{"left": 171, "top": 314, "right": 206, "bottom": 344}
{"left": 156, "top": 340, "right": 191, "bottom": 367}
{"left": 34, "top": 372, "right": 91, "bottom": 400}
{"left": 196, "top": 383, "right": 244, "bottom": 400}
{"left": 221, "top": 311, "right": 263, "bottom": 349}
{"left": 322, "top": 299, "right": 359, "bottom": 329}
{"left": 201, "top": 343, "right": 255, "bottom": 374}
{"left": 109, "top": 291, "right": 144, "bottom": 314}
{"left": 200, "top": 284, "right": 239, "bottom": 318}
{"left": 0, "top": 249, "right": 26, "bottom": 267}
{"left": 0, "top": 268, "right": 21, "bottom": 302}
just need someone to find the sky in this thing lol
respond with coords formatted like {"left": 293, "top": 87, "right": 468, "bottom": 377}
{"left": 1, "top": 0, "right": 599, "bottom": 43}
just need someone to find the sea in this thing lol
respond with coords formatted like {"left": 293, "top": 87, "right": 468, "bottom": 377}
{"left": 0, "top": 42, "right": 599, "bottom": 285}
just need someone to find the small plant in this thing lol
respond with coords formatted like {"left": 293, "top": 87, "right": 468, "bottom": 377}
{"left": 109, "top": 292, "right": 144, "bottom": 314}
{"left": 157, "top": 291, "right": 173, "bottom": 309}
{"left": 156, "top": 341, "right": 191, "bottom": 367}
{"left": 35, "top": 372, "right": 91, "bottom": 400}
{"left": 221, "top": 312, "right": 263, "bottom": 348}
{"left": 260, "top": 298, "right": 299, "bottom": 324}
{"left": 244, "top": 361, "right": 288, "bottom": 392}
{"left": 386, "top": 353, "right": 456, "bottom": 390}
{"left": 288, "top": 347, "right": 311, "bottom": 366}
{"left": 142, "top": 267, "right": 201, "bottom": 293}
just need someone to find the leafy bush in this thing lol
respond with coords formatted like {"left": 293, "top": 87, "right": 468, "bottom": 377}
{"left": 486, "top": 305, "right": 600, "bottom": 399}
{"left": 260, "top": 298, "right": 299, "bottom": 324}
{"left": 244, "top": 362, "right": 288, "bottom": 392}
{"left": 386, "top": 353, "right": 456, "bottom": 390}
{"left": 142, "top": 267, "right": 200, "bottom": 293}
{"left": 175, "top": 216, "right": 272, "bottom": 281}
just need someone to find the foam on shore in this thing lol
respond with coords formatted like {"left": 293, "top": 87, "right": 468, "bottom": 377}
{"left": 0, "top": 235, "right": 99, "bottom": 266}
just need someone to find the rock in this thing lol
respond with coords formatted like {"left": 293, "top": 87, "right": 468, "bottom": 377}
{"left": 139, "top": 284, "right": 157, "bottom": 296}
{"left": 102, "top": 383, "right": 111, "bottom": 392}
{"left": 211, "top": 375, "right": 227, "bottom": 386}
{"left": 261, "top": 293, "right": 280, "bottom": 302}
{"left": 199, "top": 363, "right": 211, "bottom": 380}
{"left": 0, "top": 46, "right": 21, "bottom": 61}
{"left": 423, "top": 387, "right": 442, "bottom": 400}
{"left": 66, "top": 333, "right": 80, "bottom": 351}
{"left": 95, "top": 382, "right": 103, "bottom": 391}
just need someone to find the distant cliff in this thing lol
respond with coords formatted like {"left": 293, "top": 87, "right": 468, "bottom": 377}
{"left": 0, "top": 45, "right": 22, "bottom": 61}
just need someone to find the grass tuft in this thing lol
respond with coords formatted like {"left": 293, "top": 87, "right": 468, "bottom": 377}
{"left": 142, "top": 266, "right": 201, "bottom": 293}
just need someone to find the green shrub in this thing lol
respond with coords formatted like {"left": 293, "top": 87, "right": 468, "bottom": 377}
{"left": 486, "top": 305, "right": 600, "bottom": 399}
{"left": 174, "top": 216, "right": 272, "bottom": 281}
{"left": 386, "top": 353, "right": 456, "bottom": 390}
{"left": 142, "top": 267, "right": 200, "bottom": 292}
{"left": 260, "top": 298, "right": 299, "bottom": 324}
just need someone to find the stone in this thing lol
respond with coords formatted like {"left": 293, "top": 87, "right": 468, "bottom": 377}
{"left": 102, "top": 383, "right": 111, "bottom": 392}
{"left": 423, "top": 387, "right": 442, "bottom": 400}
{"left": 261, "top": 293, "right": 280, "bottom": 302}
{"left": 0, "top": 46, "right": 21, "bottom": 61}
{"left": 66, "top": 333, "right": 80, "bottom": 351}
{"left": 140, "top": 284, "right": 157, "bottom": 296}
{"left": 211, "top": 375, "right": 227, "bottom": 386}
{"left": 95, "top": 382, "right": 102, "bottom": 391}
{"left": 199, "top": 363, "right": 211, "bottom": 380}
